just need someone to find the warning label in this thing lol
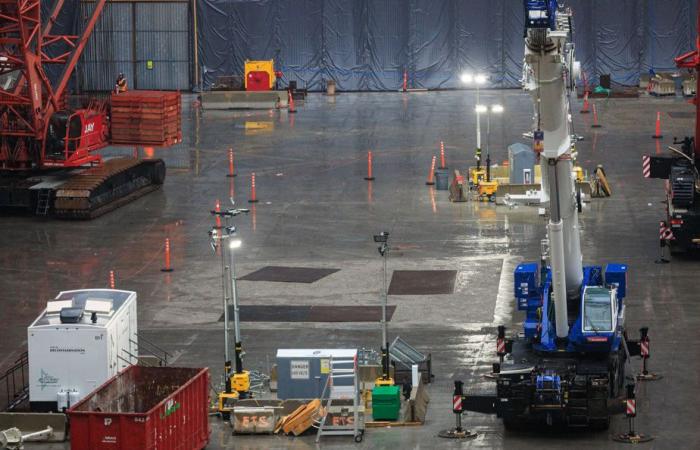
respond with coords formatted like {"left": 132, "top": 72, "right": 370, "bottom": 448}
{"left": 290, "top": 360, "right": 309, "bottom": 379}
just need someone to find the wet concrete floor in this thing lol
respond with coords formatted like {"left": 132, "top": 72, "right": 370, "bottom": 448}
{"left": 3, "top": 89, "right": 699, "bottom": 448}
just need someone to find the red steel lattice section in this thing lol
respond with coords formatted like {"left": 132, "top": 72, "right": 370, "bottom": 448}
{"left": 0, "top": 0, "right": 106, "bottom": 168}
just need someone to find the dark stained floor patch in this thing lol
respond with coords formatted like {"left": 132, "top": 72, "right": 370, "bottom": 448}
{"left": 221, "top": 305, "right": 396, "bottom": 322}
{"left": 388, "top": 270, "right": 457, "bottom": 295}
{"left": 668, "top": 111, "right": 694, "bottom": 119}
{"left": 239, "top": 266, "right": 339, "bottom": 283}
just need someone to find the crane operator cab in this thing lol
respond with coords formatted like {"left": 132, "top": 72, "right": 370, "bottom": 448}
{"left": 46, "top": 112, "right": 81, "bottom": 160}
{"left": 578, "top": 286, "right": 619, "bottom": 349}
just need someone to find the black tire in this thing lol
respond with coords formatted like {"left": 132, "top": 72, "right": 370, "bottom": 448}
{"left": 354, "top": 433, "right": 363, "bottom": 443}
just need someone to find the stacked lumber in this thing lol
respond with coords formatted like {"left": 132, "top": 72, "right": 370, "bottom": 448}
{"left": 110, "top": 90, "right": 181, "bottom": 146}
{"left": 274, "top": 399, "right": 322, "bottom": 436}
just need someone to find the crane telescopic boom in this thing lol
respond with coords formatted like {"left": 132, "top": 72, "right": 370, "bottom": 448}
{"left": 523, "top": 0, "right": 582, "bottom": 338}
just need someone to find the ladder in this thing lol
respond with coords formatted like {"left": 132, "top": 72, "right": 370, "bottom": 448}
{"left": 315, "top": 356, "right": 364, "bottom": 443}
{"left": 35, "top": 189, "right": 51, "bottom": 215}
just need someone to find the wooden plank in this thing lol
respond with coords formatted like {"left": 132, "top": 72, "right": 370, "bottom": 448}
{"left": 365, "top": 421, "right": 422, "bottom": 428}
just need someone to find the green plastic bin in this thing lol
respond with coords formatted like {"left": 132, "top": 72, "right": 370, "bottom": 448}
{"left": 371, "top": 385, "right": 401, "bottom": 421}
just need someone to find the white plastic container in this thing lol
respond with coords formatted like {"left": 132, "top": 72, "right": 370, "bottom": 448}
{"left": 27, "top": 289, "right": 138, "bottom": 411}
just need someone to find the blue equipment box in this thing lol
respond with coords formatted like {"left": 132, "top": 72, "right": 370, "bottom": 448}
{"left": 604, "top": 264, "right": 627, "bottom": 299}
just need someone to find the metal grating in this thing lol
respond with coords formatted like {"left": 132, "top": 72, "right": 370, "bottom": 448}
{"left": 387, "top": 270, "right": 457, "bottom": 295}
{"left": 221, "top": 305, "right": 396, "bottom": 322}
{"left": 239, "top": 266, "right": 340, "bottom": 283}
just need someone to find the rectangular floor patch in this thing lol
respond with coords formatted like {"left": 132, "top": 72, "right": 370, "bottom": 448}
{"left": 388, "top": 270, "right": 457, "bottom": 295}
{"left": 239, "top": 266, "right": 339, "bottom": 283}
{"left": 668, "top": 111, "right": 694, "bottom": 119}
{"left": 221, "top": 305, "right": 396, "bottom": 322}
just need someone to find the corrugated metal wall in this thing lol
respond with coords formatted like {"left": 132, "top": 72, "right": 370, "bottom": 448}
{"left": 80, "top": 1, "right": 191, "bottom": 91}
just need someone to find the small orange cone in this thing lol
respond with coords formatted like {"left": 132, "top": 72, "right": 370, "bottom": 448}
{"left": 227, "top": 148, "right": 236, "bottom": 177}
{"left": 161, "top": 238, "right": 174, "bottom": 272}
{"left": 426, "top": 155, "right": 436, "bottom": 185}
{"left": 591, "top": 103, "right": 602, "bottom": 128}
{"left": 580, "top": 92, "right": 590, "bottom": 114}
{"left": 109, "top": 270, "right": 116, "bottom": 289}
{"left": 439, "top": 141, "right": 447, "bottom": 168}
{"left": 288, "top": 90, "right": 297, "bottom": 114}
{"left": 215, "top": 199, "right": 221, "bottom": 228}
{"left": 248, "top": 173, "right": 259, "bottom": 203}
{"left": 403, "top": 70, "right": 408, "bottom": 92}
{"left": 652, "top": 112, "right": 663, "bottom": 139}
{"left": 364, "top": 151, "right": 375, "bottom": 180}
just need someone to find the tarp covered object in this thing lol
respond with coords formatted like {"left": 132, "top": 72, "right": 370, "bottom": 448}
{"left": 197, "top": 0, "right": 699, "bottom": 91}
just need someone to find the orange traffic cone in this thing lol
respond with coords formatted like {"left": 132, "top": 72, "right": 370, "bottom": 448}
{"left": 288, "top": 90, "right": 297, "bottom": 114}
{"left": 364, "top": 151, "right": 375, "bottom": 181}
{"left": 580, "top": 92, "right": 590, "bottom": 114}
{"left": 227, "top": 148, "right": 236, "bottom": 177}
{"left": 652, "top": 112, "right": 663, "bottom": 139}
{"left": 591, "top": 103, "right": 602, "bottom": 128}
{"left": 249, "top": 173, "right": 259, "bottom": 203}
{"left": 161, "top": 238, "right": 173, "bottom": 272}
{"left": 426, "top": 155, "right": 436, "bottom": 186}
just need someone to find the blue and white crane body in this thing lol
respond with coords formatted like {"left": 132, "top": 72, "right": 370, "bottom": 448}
{"left": 462, "top": 0, "right": 645, "bottom": 429}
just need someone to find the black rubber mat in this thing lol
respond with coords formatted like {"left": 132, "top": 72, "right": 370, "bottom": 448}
{"left": 220, "top": 305, "right": 396, "bottom": 322}
{"left": 239, "top": 266, "right": 339, "bottom": 283}
{"left": 388, "top": 270, "right": 457, "bottom": 295}
{"left": 668, "top": 111, "right": 694, "bottom": 119}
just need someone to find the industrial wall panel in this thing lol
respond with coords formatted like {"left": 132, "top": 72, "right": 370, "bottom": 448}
{"left": 137, "top": 62, "right": 190, "bottom": 90}
{"left": 135, "top": 3, "right": 191, "bottom": 90}
{"left": 79, "top": 1, "right": 190, "bottom": 92}
{"left": 80, "top": 2, "right": 134, "bottom": 91}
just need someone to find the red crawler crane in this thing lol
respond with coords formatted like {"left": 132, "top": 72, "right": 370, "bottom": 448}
{"left": 0, "top": 0, "right": 173, "bottom": 218}
{"left": 0, "top": 0, "right": 108, "bottom": 168}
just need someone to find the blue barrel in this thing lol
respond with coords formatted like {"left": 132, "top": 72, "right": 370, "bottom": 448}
{"left": 435, "top": 168, "right": 449, "bottom": 190}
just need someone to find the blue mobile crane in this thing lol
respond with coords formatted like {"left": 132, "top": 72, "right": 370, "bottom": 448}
{"left": 460, "top": 1, "right": 647, "bottom": 429}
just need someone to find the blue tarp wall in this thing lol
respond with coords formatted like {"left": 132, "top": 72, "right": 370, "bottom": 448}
{"left": 198, "top": 0, "right": 699, "bottom": 91}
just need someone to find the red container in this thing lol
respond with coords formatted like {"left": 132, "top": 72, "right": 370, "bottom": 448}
{"left": 68, "top": 366, "right": 210, "bottom": 450}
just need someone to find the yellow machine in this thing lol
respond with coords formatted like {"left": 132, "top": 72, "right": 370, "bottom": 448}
{"left": 471, "top": 167, "right": 486, "bottom": 185}
{"left": 573, "top": 165, "right": 584, "bottom": 183}
{"left": 244, "top": 60, "right": 278, "bottom": 91}
{"left": 478, "top": 180, "right": 499, "bottom": 198}
{"left": 375, "top": 377, "right": 395, "bottom": 386}
{"left": 217, "top": 365, "right": 252, "bottom": 416}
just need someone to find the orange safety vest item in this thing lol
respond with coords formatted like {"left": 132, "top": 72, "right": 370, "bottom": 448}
{"left": 116, "top": 78, "right": 128, "bottom": 93}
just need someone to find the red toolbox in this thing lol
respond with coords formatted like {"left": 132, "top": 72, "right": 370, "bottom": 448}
{"left": 68, "top": 366, "right": 209, "bottom": 450}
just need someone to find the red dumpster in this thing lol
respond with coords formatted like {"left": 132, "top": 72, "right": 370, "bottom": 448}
{"left": 68, "top": 366, "right": 210, "bottom": 450}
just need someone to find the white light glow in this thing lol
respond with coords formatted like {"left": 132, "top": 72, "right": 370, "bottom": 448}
{"left": 474, "top": 74, "right": 487, "bottom": 84}
{"left": 229, "top": 239, "right": 242, "bottom": 249}
{"left": 460, "top": 73, "right": 473, "bottom": 84}
{"left": 475, "top": 104, "right": 487, "bottom": 113}
{"left": 491, "top": 104, "right": 504, "bottom": 113}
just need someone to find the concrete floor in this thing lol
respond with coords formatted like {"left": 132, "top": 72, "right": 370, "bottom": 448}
{"left": 3, "top": 89, "right": 699, "bottom": 448}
